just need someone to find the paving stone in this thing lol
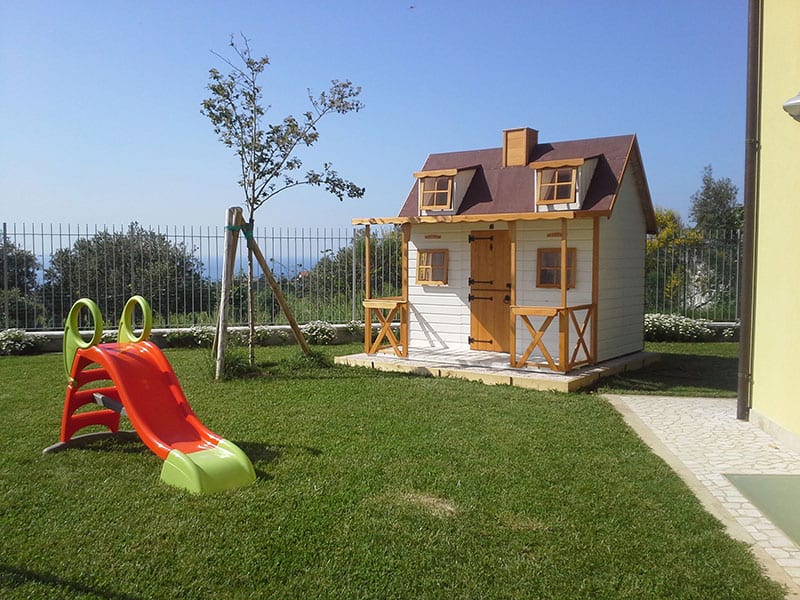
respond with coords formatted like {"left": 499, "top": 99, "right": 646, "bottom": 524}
{"left": 777, "top": 558, "right": 800, "bottom": 569}
{"left": 605, "top": 394, "right": 800, "bottom": 591}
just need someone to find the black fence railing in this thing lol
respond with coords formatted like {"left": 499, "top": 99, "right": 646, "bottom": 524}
{"left": 645, "top": 229, "right": 741, "bottom": 321}
{"left": 1, "top": 222, "right": 742, "bottom": 331}
{"left": 1, "top": 222, "right": 401, "bottom": 331}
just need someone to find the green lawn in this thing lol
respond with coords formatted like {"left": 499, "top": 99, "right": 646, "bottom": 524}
{"left": 0, "top": 344, "right": 783, "bottom": 599}
{"left": 593, "top": 341, "right": 739, "bottom": 397}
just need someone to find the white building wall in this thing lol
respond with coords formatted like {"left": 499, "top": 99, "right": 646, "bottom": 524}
{"left": 514, "top": 219, "right": 594, "bottom": 360}
{"left": 406, "top": 184, "right": 646, "bottom": 366}
{"left": 596, "top": 172, "right": 647, "bottom": 361}
{"left": 407, "top": 223, "right": 478, "bottom": 350}
{"left": 407, "top": 219, "right": 597, "bottom": 363}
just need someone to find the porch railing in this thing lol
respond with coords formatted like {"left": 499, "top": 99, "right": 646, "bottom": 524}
{"left": 510, "top": 304, "right": 595, "bottom": 372}
{"left": 363, "top": 297, "right": 408, "bottom": 357}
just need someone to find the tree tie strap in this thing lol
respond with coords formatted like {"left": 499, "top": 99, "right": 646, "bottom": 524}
{"left": 225, "top": 224, "right": 254, "bottom": 240}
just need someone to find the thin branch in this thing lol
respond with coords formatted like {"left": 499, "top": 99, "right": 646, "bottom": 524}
{"left": 258, "top": 180, "right": 315, "bottom": 205}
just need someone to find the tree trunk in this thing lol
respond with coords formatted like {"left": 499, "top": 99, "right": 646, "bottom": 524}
{"left": 247, "top": 217, "right": 256, "bottom": 367}
{"left": 235, "top": 213, "right": 312, "bottom": 357}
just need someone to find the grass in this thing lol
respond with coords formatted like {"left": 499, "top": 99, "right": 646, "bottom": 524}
{"left": 0, "top": 343, "right": 784, "bottom": 599}
{"left": 593, "top": 341, "right": 739, "bottom": 397}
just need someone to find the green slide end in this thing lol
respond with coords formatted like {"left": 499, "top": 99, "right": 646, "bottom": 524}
{"left": 160, "top": 439, "right": 256, "bottom": 494}
{"left": 64, "top": 298, "right": 104, "bottom": 379}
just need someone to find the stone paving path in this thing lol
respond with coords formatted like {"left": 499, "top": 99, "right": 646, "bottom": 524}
{"left": 606, "top": 395, "right": 800, "bottom": 596}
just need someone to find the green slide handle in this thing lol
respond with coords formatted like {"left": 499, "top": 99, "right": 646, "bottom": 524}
{"left": 63, "top": 298, "right": 104, "bottom": 379}
{"left": 118, "top": 295, "right": 153, "bottom": 344}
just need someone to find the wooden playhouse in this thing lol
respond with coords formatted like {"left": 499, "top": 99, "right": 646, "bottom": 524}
{"left": 355, "top": 128, "right": 656, "bottom": 373}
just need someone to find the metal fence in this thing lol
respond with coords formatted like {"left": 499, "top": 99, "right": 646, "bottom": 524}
{"left": 645, "top": 229, "right": 742, "bottom": 321}
{"left": 1, "top": 222, "right": 401, "bottom": 331}
{"left": 2, "top": 222, "right": 742, "bottom": 331}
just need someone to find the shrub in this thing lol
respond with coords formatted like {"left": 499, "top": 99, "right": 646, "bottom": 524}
{"left": 252, "top": 326, "right": 272, "bottom": 346}
{"left": 272, "top": 329, "right": 291, "bottom": 344}
{"left": 192, "top": 326, "right": 216, "bottom": 347}
{"left": 345, "top": 320, "right": 365, "bottom": 338}
{"left": 301, "top": 320, "right": 336, "bottom": 345}
{"left": 0, "top": 329, "right": 46, "bottom": 356}
{"left": 250, "top": 326, "right": 291, "bottom": 346}
{"left": 227, "top": 328, "right": 248, "bottom": 347}
{"left": 0, "top": 289, "right": 48, "bottom": 329}
{"left": 164, "top": 325, "right": 215, "bottom": 348}
{"left": 164, "top": 330, "right": 195, "bottom": 347}
{"left": 644, "top": 313, "right": 715, "bottom": 342}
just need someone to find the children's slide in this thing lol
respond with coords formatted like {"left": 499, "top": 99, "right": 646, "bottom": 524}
{"left": 46, "top": 296, "right": 255, "bottom": 494}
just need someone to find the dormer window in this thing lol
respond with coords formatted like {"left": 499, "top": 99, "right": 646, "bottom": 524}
{"left": 420, "top": 176, "right": 453, "bottom": 210}
{"left": 415, "top": 168, "right": 458, "bottom": 211}
{"left": 531, "top": 158, "right": 585, "bottom": 207}
{"left": 539, "top": 168, "right": 576, "bottom": 204}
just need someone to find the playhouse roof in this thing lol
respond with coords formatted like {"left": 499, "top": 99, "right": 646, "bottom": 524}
{"left": 355, "top": 133, "right": 656, "bottom": 233}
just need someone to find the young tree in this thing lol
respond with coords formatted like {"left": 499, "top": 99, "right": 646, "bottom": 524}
{"left": 689, "top": 165, "right": 742, "bottom": 232}
{"left": 202, "top": 34, "right": 364, "bottom": 363}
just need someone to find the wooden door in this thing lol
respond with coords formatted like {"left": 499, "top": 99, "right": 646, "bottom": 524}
{"left": 469, "top": 230, "right": 511, "bottom": 352}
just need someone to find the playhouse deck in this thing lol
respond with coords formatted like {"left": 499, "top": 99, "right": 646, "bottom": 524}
{"left": 335, "top": 348, "right": 658, "bottom": 393}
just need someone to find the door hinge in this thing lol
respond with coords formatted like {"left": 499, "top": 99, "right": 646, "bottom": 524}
{"left": 468, "top": 336, "right": 493, "bottom": 345}
{"left": 468, "top": 294, "right": 493, "bottom": 302}
{"left": 468, "top": 234, "right": 494, "bottom": 243}
{"left": 468, "top": 277, "right": 494, "bottom": 286}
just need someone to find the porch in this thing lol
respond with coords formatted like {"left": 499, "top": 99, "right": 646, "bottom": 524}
{"left": 334, "top": 347, "right": 658, "bottom": 393}
{"left": 358, "top": 219, "right": 600, "bottom": 374}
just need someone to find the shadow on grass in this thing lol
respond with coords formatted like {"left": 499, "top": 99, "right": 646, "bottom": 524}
{"left": 595, "top": 352, "right": 738, "bottom": 396}
{"left": 43, "top": 431, "right": 149, "bottom": 455}
{"left": 234, "top": 441, "right": 322, "bottom": 481}
{"left": 1, "top": 564, "right": 143, "bottom": 600}
{"left": 250, "top": 360, "right": 419, "bottom": 383}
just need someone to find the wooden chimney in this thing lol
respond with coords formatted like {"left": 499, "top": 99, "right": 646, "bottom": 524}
{"left": 502, "top": 127, "right": 538, "bottom": 167}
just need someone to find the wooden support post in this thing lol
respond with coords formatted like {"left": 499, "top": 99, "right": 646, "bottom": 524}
{"left": 364, "top": 225, "right": 372, "bottom": 300}
{"left": 559, "top": 219, "right": 568, "bottom": 370}
{"left": 400, "top": 223, "right": 410, "bottom": 355}
{"left": 509, "top": 221, "right": 517, "bottom": 367}
{"left": 401, "top": 224, "right": 409, "bottom": 303}
{"left": 364, "top": 224, "right": 372, "bottom": 353}
{"left": 214, "top": 207, "right": 242, "bottom": 380}
{"left": 560, "top": 219, "right": 568, "bottom": 309}
{"left": 558, "top": 309, "right": 568, "bottom": 372}
{"left": 234, "top": 212, "right": 312, "bottom": 357}
{"left": 591, "top": 217, "right": 600, "bottom": 364}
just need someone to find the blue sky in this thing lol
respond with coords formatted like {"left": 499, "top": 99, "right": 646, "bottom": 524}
{"left": 1, "top": 0, "right": 746, "bottom": 230}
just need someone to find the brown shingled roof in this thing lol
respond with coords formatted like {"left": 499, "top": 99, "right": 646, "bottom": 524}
{"left": 397, "top": 134, "right": 656, "bottom": 233}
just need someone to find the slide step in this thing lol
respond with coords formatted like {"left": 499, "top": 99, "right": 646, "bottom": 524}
{"left": 93, "top": 392, "right": 128, "bottom": 418}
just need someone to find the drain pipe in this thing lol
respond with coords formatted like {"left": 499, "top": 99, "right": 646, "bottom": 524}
{"left": 737, "top": 0, "right": 762, "bottom": 421}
